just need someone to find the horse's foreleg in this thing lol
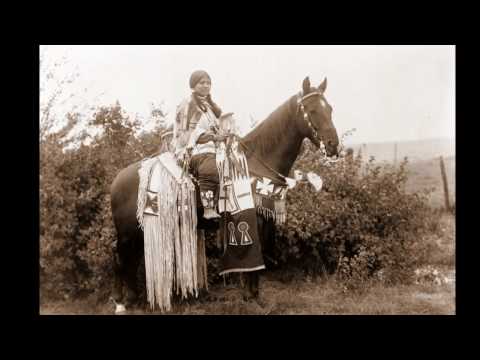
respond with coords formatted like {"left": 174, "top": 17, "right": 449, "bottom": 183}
{"left": 249, "top": 271, "right": 260, "bottom": 298}
{"left": 242, "top": 271, "right": 260, "bottom": 301}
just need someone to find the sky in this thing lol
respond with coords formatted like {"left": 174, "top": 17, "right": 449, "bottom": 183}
{"left": 40, "top": 45, "right": 455, "bottom": 145}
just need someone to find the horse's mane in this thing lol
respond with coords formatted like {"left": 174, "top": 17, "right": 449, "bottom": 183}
{"left": 241, "top": 95, "right": 298, "bottom": 157}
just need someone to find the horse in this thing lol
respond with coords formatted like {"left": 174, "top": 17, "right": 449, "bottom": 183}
{"left": 110, "top": 76, "right": 339, "bottom": 313}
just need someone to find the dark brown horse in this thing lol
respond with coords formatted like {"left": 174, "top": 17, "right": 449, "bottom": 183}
{"left": 110, "top": 76, "right": 339, "bottom": 312}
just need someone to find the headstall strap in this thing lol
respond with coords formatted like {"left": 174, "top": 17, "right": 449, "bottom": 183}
{"left": 297, "top": 92, "right": 320, "bottom": 140}
{"left": 300, "top": 91, "right": 321, "bottom": 103}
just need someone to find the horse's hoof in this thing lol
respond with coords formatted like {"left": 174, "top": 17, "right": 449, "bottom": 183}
{"left": 115, "top": 304, "right": 127, "bottom": 314}
{"left": 110, "top": 297, "right": 127, "bottom": 314}
{"left": 243, "top": 294, "right": 254, "bottom": 302}
{"left": 254, "top": 298, "right": 267, "bottom": 308}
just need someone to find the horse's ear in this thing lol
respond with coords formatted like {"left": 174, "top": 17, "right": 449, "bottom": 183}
{"left": 302, "top": 76, "right": 311, "bottom": 95}
{"left": 318, "top": 77, "right": 327, "bottom": 94}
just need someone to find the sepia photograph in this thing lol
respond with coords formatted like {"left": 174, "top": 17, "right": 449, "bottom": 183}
{"left": 39, "top": 45, "right": 455, "bottom": 315}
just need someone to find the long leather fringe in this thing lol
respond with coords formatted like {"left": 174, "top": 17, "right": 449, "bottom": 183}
{"left": 137, "top": 157, "right": 206, "bottom": 312}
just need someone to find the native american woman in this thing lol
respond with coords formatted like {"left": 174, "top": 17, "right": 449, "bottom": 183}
{"left": 172, "top": 70, "right": 228, "bottom": 219}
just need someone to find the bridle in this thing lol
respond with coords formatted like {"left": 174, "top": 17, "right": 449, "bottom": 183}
{"left": 296, "top": 91, "right": 344, "bottom": 165}
{"left": 296, "top": 91, "right": 324, "bottom": 145}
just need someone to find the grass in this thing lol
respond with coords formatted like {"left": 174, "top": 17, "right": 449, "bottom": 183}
{"left": 39, "top": 271, "right": 455, "bottom": 315}
{"left": 426, "top": 212, "right": 455, "bottom": 267}
{"left": 405, "top": 157, "right": 455, "bottom": 209}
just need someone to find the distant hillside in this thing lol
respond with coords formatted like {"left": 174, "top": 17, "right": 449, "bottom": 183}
{"left": 347, "top": 137, "right": 455, "bottom": 163}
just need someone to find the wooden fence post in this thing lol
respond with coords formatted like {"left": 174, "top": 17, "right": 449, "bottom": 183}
{"left": 363, "top": 143, "right": 367, "bottom": 176}
{"left": 394, "top": 142, "right": 397, "bottom": 167}
{"left": 439, "top": 156, "right": 451, "bottom": 211}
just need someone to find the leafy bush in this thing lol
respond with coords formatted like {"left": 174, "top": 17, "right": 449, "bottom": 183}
{"left": 274, "top": 142, "right": 436, "bottom": 286}
{"left": 40, "top": 103, "right": 167, "bottom": 300}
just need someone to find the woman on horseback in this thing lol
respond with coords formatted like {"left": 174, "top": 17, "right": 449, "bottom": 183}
{"left": 172, "top": 70, "right": 228, "bottom": 219}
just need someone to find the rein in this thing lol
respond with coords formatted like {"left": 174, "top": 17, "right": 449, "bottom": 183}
{"left": 237, "top": 137, "right": 289, "bottom": 184}
{"left": 186, "top": 91, "right": 330, "bottom": 185}
{"left": 236, "top": 92, "right": 323, "bottom": 184}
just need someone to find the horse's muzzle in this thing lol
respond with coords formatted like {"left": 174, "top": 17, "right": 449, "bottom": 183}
{"left": 325, "top": 141, "right": 340, "bottom": 158}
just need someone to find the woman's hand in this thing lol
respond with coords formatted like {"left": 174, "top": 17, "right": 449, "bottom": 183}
{"left": 197, "top": 132, "right": 229, "bottom": 144}
{"left": 197, "top": 131, "right": 217, "bottom": 144}
{"left": 213, "top": 134, "right": 229, "bottom": 142}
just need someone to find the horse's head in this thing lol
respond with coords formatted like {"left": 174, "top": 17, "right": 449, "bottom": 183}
{"left": 297, "top": 76, "right": 339, "bottom": 157}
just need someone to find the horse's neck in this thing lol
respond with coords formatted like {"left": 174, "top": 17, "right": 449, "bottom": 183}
{"left": 242, "top": 96, "right": 304, "bottom": 177}
{"left": 265, "top": 125, "right": 304, "bottom": 176}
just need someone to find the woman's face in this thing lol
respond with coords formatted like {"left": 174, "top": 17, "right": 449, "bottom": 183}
{"left": 193, "top": 76, "right": 211, "bottom": 96}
